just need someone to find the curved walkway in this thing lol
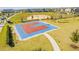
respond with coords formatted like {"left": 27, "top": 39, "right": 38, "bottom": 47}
{"left": 43, "top": 33, "right": 60, "bottom": 51}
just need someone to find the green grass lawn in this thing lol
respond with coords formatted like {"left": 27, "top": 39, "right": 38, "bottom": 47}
{"left": 42, "top": 17, "right": 79, "bottom": 51}
{"left": 0, "top": 26, "right": 53, "bottom": 51}
{"left": 10, "top": 12, "right": 75, "bottom": 24}
{"left": 0, "top": 12, "right": 79, "bottom": 51}
{"left": 0, "top": 13, "right": 53, "bottom": 51}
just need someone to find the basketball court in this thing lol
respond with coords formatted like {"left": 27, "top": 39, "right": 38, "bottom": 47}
{"left": 15, "top": 21, "right": 58, "bottom": 40}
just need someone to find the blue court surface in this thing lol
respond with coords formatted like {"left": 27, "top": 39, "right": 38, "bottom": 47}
{"left": 15, "top": 21, "right": 58, "bottom": 40}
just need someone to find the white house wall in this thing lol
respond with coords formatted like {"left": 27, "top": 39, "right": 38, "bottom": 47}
{"left": 27, "top": 15, "right": 51, "bottom": 20}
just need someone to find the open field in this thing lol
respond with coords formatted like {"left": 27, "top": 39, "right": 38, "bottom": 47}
{"left": 10, "top": 12, "right": 75, "bottom": 24}
{"left": 0, "top": 11, "right": 79, "bottom": 51}
{"left": 0, "top": 23, "right": 53, "bottom": 51}
{"left": 42, "top": 17, "right": 79, "bottom": 51}
{"left": 0, "top": 13, "right": 53, "bottom": 51}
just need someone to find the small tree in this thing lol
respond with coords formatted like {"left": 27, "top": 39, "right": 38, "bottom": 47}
{"left": 6, "top": 25, "right": 15, "bottom": 47}
{"left": 21, "top": 18, "right": 24, "bottom": 23}
{"left": 70, "top": 30, "right": 79, "bottom": 43}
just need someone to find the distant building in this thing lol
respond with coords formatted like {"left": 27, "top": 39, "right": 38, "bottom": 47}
{"left": 72, "top": 8, "right": 79, "bottom": 15}
{"left": 0, "top": 16, "right": 6, "bottom": 23}
{"left": 2, "top": 9, "right": 15, "bottom": 13}
{"left": 74, "top": 8, "right": 79, "bottom": 13}
{"left": 27, "top": 15, "right": 51, "bottom": 20}
{"left": 65, "top": 8, "right": 71, "bottom": 12}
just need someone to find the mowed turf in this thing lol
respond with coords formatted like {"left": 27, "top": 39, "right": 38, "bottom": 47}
{"left": 0, "top": 13, "right": 53, "bottom": 51}
{"left": 10, "top": 12, "right": 74, "bottom": 24}
{"left": 0, "top": 12, "right": 79, "bottom": 51}
{"left": 0, "top": 34, "right": 53, "bottom": 51}
{"left": 0, "top": 24, "right": 53, "bottom": 51}
{"left": 42, "top": 17, "right": 79, "bottom": 51}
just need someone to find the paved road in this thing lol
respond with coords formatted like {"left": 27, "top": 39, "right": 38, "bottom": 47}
{"left": 0, "top": 13, "right": 20, "bottom": 32}
{"left": 43, "top": 33, "right": 60, "bottom": 51}
{"left": 7, "top": 13, "right": 20, "bottom": 20}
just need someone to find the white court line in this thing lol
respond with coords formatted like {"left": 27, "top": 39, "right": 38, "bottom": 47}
{"left": 14, "top": 21, "right": 58, "bottom": 41}
{"left": 43, "top": 33, "right": 60, "bottom": 51}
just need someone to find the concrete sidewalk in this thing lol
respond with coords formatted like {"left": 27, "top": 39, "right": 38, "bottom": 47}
{"left": 43, "top": 33, "right": 60, "bottom": 51}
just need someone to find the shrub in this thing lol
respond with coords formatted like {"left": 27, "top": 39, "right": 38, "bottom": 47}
{"left": 6, "top": 25, "right": 15, "bottom": 47}
{"left": 70, "top": 30, "right": 79, "bottom": 43}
